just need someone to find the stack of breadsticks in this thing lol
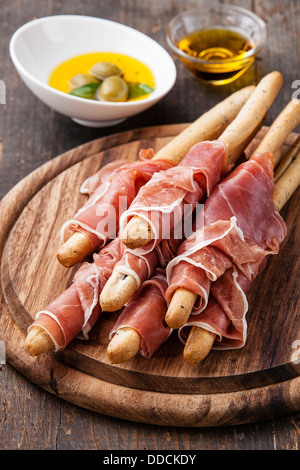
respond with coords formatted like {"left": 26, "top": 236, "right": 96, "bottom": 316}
{"left": 24, "top": 71, "right": 300, "bottom": 370}
{"left": 25, "top": 81, "right": 255, "bottom": 355}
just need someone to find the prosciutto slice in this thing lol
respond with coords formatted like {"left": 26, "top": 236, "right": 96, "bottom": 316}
{"left": 109, "top": 270, "right": 171, "bottom": 358}
{"left": 27, "top": 232, "right": 180, "bottom": 352}
{"left": 178, "top": 267, "right": 254, "bottom": 349}
{"left": 61, "top": 154, "right": 173, "bottom": 252}
{"left": 119, "top": 141, "right": 228, "bottom": 255}
{"left": 166, "top": 152, "right": 287, "bottom": 349}
{"left": 27, "top": 237, "right": 125, "bottom": 351}
{"left": 113, "top": 235, "right": 182, "bottom": 289}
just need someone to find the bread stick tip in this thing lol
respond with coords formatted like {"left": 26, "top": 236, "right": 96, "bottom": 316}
{"left": 183, "top": 327, "right": 216, "bottom": 366}
{"left": 57, "top": 232, "right": 92, "bottom": 267}
{"left": 100, "top": 272, "right": 137, "bottom": 312}
{"left": 107, "top": 327, "right": 141, "bottom": 364}
{"left": 122, "top": 216, "right": 152, "bottom": 249}
{"left": 165, "top": 288, "right": 197, "bottom": 329}
{"left": 24, "top": 326, "right": 54, "bottom": 357}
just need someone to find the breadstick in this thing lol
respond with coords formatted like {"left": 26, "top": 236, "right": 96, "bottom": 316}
{"left": 152, "top": 85, "right": 255, "bottom": 164}
{"left": 253, "top": 98, "right": 300, "bottom": 167}
{"left": 165, "top": 96, "right": 299, "bottom": 330}
{"left": 222, "top": 71, "right": 283, "bottom": 164}
{"left": 165, "top": 289, "right": 196, "bottom": 330}
{"left": 227, "top": 114, "right": 266, "bottom": 164}
{"left": 56, "top": 231, "right": 92, "bottom": 268}
{"left": 57, "top": 86, "right": 255, "bottom": 266}
{"left": 183, "top": 145, "right": 300, "bottom": 366}
{"left": 122, "top": 71, "right": 283, "bottom": 250}
{"left": 183, "top": 327, "right": 217, "bottom": 366}
{"left": 107, "top": 327, "right": 141, "bottom": 364}
{"left": 100, "top": 272, "right": 137, "bottom": 312}
{"left": 274, "top": 135, "right": 300, "bottom": 183}
{"left": 165, "top": 289, "right": 197, "bottom": 329}
{"left": 273, "top": 146, "right": 300, "bottom": 211}
{"left": 24, "top": 326, "right": 54, "bottom": 357}
{"left": 121, "top": 215, "right": 152, "bottom": 250}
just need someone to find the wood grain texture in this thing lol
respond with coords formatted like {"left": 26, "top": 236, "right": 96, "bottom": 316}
{"left": 1, "top": 125, "right": 299, "bottom": 427}
{"left": 1, "top": 0, "right": 300, "bottom": 452}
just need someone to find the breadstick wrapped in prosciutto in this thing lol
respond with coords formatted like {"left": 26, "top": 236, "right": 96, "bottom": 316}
{"left": 179, "top": 267, "right": 255, "bottom": 358}
{"left": 56, "top": 85, "right": 255, "bottom": 268}
{"left": 25, "top": 237, "right": 125, "bottom": 355}
{"left": 107, "top": 270, "right": 171, "bottom": 363}
{"left": 121, "top": 72, "right": 283, "bottom": 251}
{"left": 165, "top": 98, "right": 300, "bottom": 330}
{"left": 57, "top": 156, "right": 173, "bottom": 267}
{"left": 120, "top": 139, "right": 229, "bottom": 252}
{"left": 181, "top": 149, "right": 300, "bottom": 365}
{"left": 100, "top": 139, "right": 229, "bottom": 311}
{"left": 165, "top": 152, "right": 286, "bottom": 319}
{"left": 172, "top": 151, "right": 286, "bottom": 344}
{"left": 100, "top": 235, "right": 182, "bottom": 312}
{"left": 25, "top": 235, "right": 179, "bottom": 356}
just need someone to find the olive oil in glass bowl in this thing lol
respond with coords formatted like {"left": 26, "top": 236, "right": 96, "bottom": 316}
{"left": 166, "top": 5, "right": 266, "bottom": 85}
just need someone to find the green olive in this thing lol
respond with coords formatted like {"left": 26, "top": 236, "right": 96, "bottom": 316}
{"left": 69, "top": 73, "right": 99, "bottom": 89}
{"left": 90, "top": 62, "right": 123, "bottom": 80}
{"left": 97, "top": 76, "right": 129, "bottom": 102}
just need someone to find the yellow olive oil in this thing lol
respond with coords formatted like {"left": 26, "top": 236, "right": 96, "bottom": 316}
{"left": 177, "top": 28, "right": 255, "bottom": 84}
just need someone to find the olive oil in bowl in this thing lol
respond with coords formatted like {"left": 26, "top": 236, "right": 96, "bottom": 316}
{"left": 177, "top": 28, "right": 255, "bottom": 85}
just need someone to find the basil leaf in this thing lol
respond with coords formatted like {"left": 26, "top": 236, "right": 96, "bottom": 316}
{"left": 70, "top": 82, "right": 100, "bottom": 99}
{"left": 128, "top": 82, "right": 154, "bottom": 99}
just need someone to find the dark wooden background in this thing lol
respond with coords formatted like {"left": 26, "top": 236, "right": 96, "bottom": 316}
{"left": 0, "top": 0, "right": 299, "bottom": 451}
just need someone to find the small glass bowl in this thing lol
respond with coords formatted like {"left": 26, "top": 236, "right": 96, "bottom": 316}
{"left": 166, "top": 4, "right": 267, "bottom": 85}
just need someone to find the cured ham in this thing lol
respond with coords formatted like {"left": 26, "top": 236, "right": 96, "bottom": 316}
{"left": 99, "top": 213, "right": 186, "bottom": 312}
{"left": 109, "top": 270, "right": 171, "bottom": 358}
{"left": 26, "top": 235, "right": 180, "bottom": 353}
{"left": 120, "top": 141, "right": 229, "bottom": 254}
{"left": 178, "top": 267, "right": 253, "bottom": 349}
{"left": 166, "top": 152, "right": 287, "bottom": 349}
{"left": 101, "top": 140, "right": 228, "bottom": 314}
{"left": 27, "top": 237, "right": 125, "bottom": 351}
{"left": 113, "top": 235, "right": 182, "bottom": 290}
{"left": 60, "top": 154, "right": 173, "bottom": 252}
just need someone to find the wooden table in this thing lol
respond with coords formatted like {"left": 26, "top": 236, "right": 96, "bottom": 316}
{"left": 0, "top": 0, "right": 299, "bottom": 450}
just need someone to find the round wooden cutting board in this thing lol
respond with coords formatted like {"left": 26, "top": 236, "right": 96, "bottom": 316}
{"left": 0, "top": 124, "right": 300, "bottom": 427}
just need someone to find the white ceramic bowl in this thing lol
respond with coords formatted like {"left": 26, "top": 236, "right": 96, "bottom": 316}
{"left": 9, "top": 15, "right": 176, "bottom": 127}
